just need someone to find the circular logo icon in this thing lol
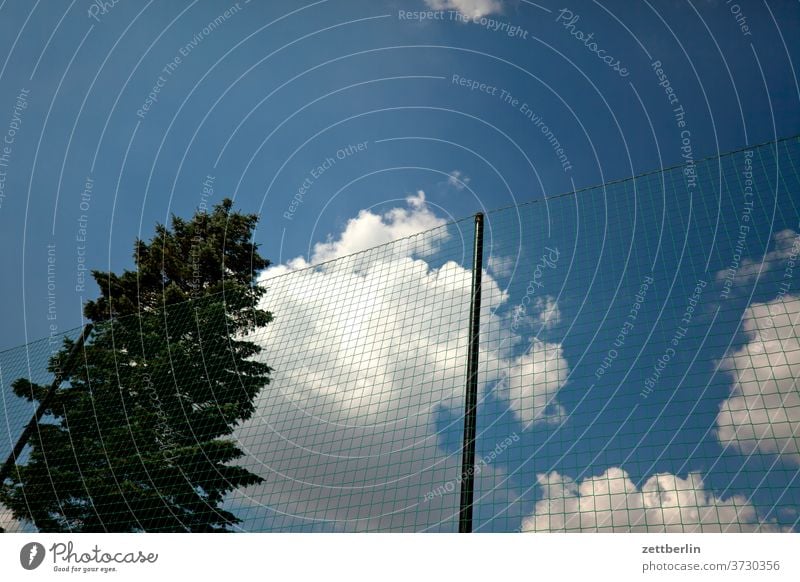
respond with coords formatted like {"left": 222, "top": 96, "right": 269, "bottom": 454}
{"left": 20, "top": 542, "right": 46, "bottom": 570}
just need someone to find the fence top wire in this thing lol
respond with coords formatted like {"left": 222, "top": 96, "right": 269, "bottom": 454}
{"left": 1, "top": 134, "right": 797, "bottom": 357}
{"left": 482, "top": 133, "right": 799, "bottom": 217}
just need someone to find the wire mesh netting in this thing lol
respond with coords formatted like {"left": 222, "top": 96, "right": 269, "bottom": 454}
{"left": 0, "top": 328, "right": 83, "bottom": 533}
{"left": 1, "top": 137, "right": 799, "bottom": 532}
{"left": 232, "top": 220, "right": 475, "bottom": 532}
{"left": 476, "top": 137, "right": 800, "bottom": 532}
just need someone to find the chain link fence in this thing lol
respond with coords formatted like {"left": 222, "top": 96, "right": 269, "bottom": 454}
{"left": 2, "top": 137, "right": 799, "bottom": 532}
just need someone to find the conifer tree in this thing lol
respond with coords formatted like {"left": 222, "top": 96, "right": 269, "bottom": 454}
{"left": 0, "top": 199, "right": 272, "bottom": 532}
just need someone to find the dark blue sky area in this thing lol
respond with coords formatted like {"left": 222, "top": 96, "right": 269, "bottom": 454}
{"left": 0, "top": 0, "right": 798, "bottom": 348}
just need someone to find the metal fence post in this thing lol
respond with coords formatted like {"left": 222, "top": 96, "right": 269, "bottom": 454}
{"left": 458, "top": 212, "right": 484, "bottom": 533}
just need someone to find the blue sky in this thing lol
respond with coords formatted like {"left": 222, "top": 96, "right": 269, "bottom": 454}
{"left": 1, "top": 0, "right": 799, "bottom": 532}
{"left": 1, "top": 0, "right": 799, "bottom": 348}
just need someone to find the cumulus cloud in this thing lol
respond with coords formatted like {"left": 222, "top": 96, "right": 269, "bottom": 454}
{"left": 715, "top": 294, "right": 800, "bottom": 465}
{"left": 302, "top": 191, "right": 447, "bottom": 265}
{"left": 446, "top": 170, "right": 471, "bottom": 191}
{"left": 230, "top": 193, "right": 568, "bottom": 530}
{"left": 522, "top": 467, "right": 784, "bottom": 532}
{"left": 424, "top": 0, "right": 503, "bottom": 18}
{"left": 716, "top": 229, "right": 799, "bottom": 293}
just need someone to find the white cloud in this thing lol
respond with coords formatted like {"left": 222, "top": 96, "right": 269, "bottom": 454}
{"left": 446, "top": 170, "right": 471, "bottom": 191}
{"left": 496, "top": 340, "right": 567, "bottom": 427}
{"left": 716, "top": 229, "right": 799, "bottom": 292}
{"left": 424, "top": 0, "right": 503, "bottom": 19}
{"left": 231, "top": 193, "right": 569, "bottom": 530}
{"left": 507, "top": 294, "right": 560, "bottom": 342}
{"left": 0, "top": 504, "right": 23, "bottom": 532}
{"left": 715, "top": 294, "right": 800, "bottom": 465}
{"left": 522, "top": 467, "right": 785, "bottom": 532}
{"left": 300, "top": 191, "right": 447, "bottom": 265}
{"left": 533, "top": 296, "right": 560, "bottom": 330}
{"left": 487, "top": 255, "right": 513, "bottom": 278}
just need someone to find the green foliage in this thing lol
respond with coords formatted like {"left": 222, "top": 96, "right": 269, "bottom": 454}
{"left": 0, "top": 199, "right": 272, "bottom": 532}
